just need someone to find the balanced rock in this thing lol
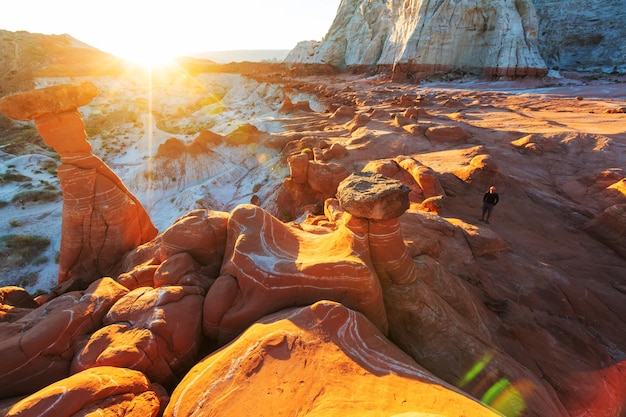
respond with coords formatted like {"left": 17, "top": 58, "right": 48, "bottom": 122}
{"left": 337, "top": 171, "right": 410, "bottom": 220}
{"left": 0, "top": 83, "right": 157, "bottom": 285}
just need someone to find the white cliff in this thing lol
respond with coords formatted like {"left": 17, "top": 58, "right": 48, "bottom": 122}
{"left": 286, "top": 0, "right": 548, "bottom": 79}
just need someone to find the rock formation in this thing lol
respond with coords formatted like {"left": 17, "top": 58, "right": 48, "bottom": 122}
{"left": 165, "top": 301, "right": 502, "bottom": 417}
{"left": 285, "top": 0, "right": 626, "bottom": 78}
{"left": 533, "top": 0, "right": 626, "bottom": 71}
{"left": 0, "top": 82, "right": 158, "bottom": 285}
{"left": 286, "top": 0, "right": 548, "bottom": 79}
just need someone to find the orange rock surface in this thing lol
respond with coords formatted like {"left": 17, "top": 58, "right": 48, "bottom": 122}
{"left": 166, "top": 301, "right": 503, "bottom": 417}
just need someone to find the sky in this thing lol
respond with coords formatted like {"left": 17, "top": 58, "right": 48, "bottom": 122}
{"left": 1, "top": 0, "right": 341, "bottom": 63}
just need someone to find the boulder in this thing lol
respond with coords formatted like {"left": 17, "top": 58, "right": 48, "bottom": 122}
{"left": 0, "top": 278, "right": 128, "bottom": 399}
{"left": 425, "top": 125, "right": 472, "bottom": 143}
{"left": 5, "top": 366, "right": 165, "bottom": 417}
{"left": 167, "top": 301, "right": 502, "bottom": 417}
{"left": 336, "top": 171, "right": 410, "bottom": 220}
{"left": 71, "top": 285, "right": 205, "bottom": 388}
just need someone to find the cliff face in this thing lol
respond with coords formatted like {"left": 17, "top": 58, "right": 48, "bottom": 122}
{"left": 533, "top": 0, "right": 626, "bottom": 71}
{"left": 286, "top": 0, "right": 626, "bottom": 78}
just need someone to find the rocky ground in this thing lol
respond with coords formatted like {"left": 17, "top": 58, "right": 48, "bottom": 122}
{"left": 1, "top": 69, "right": 625, "bottom": 417}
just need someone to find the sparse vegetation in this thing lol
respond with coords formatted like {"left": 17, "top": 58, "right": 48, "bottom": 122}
{"left": 0, "top": 172, "right": 31, "bottom": 183}
{"left": 0, "top": 234, "right": 51, "bottom": 268}
{"left": 9, "top": 219, "right": 22, "bottom": 227}
{"left": 12, "top": 189, "right": 61, "bottom": 204}
{"left": 16, "top": 271, "right": 38, "bottom": 288}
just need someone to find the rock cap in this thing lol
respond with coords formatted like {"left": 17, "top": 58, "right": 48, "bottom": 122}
{"left": 337, "top": 172, "right": 410, "bottom": 220}
{"left": 0, "top": 82, "right": 99, "bottom": 121}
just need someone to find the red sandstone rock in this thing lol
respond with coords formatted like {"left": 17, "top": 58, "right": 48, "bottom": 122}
{"left": 0, "top": 287, "right": 39, "bottom": 322}
{"left": 158, "top": 209, "right": 229, "bottom": 275}
{"left": 287, "top": 152, "right": 309, "bottom": 183}
{"left": 329, "top": 104, "right": 355, "bottom": 119}
{"left": 306, "top": 160, "right": 350, "bottom": 197}
{"left": 584, "top": 204, "right": 626, "bottom": 258}
{"left": 396, "top": 155, "right": 446, "bottom": 198}
{"left": 225, "top": 123, "right": 266, "bottom": 145}
{"left": 5, "top": 366, "right": 164, "bottom": 417}
{"left": 0, "top": 82, "right": 98, "bottom": 121}
{"left": 425, "top": 125, "right": 472, "bottom": 143}
{"left": 168, "top": 301, "right": 502, "bottom": 417}
{"left": 344, "top": 112, "right": 370, "bottom": 132}
{"left": 0, "top": 278, "right": 128, "bottom": 399}
{"left": 454, "top": 154, "right": 500, "bottom": 186}
{"left": 0, "top": 83, "right": 158, "bottom": 285}
{"left": 203, "top": 204, "right": 388, "bottom": 345}
{"left": 72, "top": 285, "right": 204, "bottom": 387}
{"left": 278, "top": 96, "right": 313, "bottom": 113}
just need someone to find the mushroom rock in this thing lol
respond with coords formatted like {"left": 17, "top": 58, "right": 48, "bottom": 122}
{"left": 5, "top": 366, "right": 165, "bottom": 417}
{"left": 0, "top": 83, "right": 157, "bottom": 285}
{"left": 0, "top": 278, "right": 128, "bottom": 399}
{"left": 167, "top": 301, "right": 502, "bottom": 417}
{"left": 71, "top": 285, "right": 205, "bottom": 388}
{"left": 336, "top": 172, "right": 418, "bottom": 286}
{"left": 203, "top": 204, "right": 388, "bottom": 345}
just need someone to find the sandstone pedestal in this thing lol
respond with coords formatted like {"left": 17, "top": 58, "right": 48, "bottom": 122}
{"left": 0, "top": 83, "right": 157, "bottom": 285}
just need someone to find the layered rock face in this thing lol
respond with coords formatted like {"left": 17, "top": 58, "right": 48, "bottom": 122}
{"left": 0, "top": 83, "right": 158, "bottom": 285}
{"left": 286, "top": 0, "right": 548, "bottom": 79}
{"left": 534, "top": 0, "right": 626, "bottom": 71}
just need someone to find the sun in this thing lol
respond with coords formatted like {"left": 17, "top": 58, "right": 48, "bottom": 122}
{"left": 117, "top": 46, "right": 178, "bottom": 70}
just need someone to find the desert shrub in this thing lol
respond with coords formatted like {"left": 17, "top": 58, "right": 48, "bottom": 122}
{"left": 16, "top": 272, "right": 38, "bottom": 288}
{"left": 9, "top": 219, "right": 22, "bottom": 227}
{"left": 12, "top": 189, "right": 61, "bottom": 204}
{"left": 0, "top": 201, "right": 8, "bottom": 209}
{"left": 0, "top": 234, "right": 51, "bottom": 267}
{"left": 33, "top": 255, "right": 49, "bottom": 265}
{"left": 0, "top": 172, "right": 31, "bottom": 183}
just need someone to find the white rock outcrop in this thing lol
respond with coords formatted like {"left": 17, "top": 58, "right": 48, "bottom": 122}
{"left": 286, "top": 0, "right": 548, "bottom": 79}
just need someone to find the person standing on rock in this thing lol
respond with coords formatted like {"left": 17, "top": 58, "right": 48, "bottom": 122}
{"left": 480, "top": 186, "right": 499, "bottom": 224}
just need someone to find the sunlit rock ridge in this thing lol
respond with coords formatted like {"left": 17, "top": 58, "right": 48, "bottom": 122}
{"left": 286, "top": 0, "right": 626, "bottom": 78}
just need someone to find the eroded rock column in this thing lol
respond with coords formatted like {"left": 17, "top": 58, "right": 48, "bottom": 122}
{"left": 0, "top": 82, "right": 157, "bottom": 285}
{"left": 337, "top": 172, "right": 418, "bottom": 286}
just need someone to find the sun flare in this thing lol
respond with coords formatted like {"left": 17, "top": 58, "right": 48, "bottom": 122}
{"left": 118, "top": 47, "right": 178, "bottom": 69}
